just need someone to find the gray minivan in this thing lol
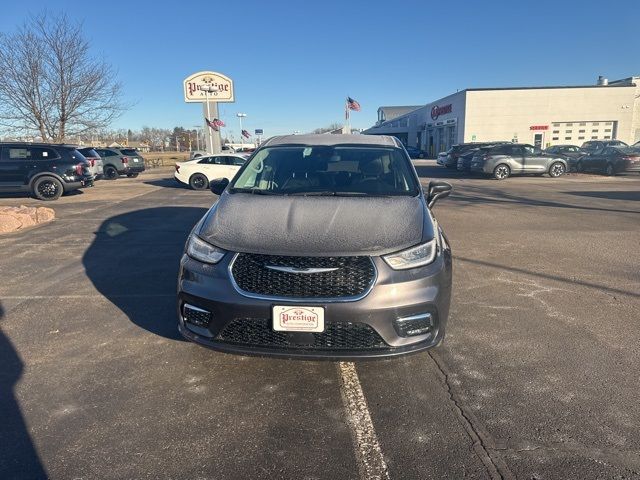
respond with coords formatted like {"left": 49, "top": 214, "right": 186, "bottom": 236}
{"left": 177, "top": 134, "right": 453, "bottom": 359}
{"left": 470, "top": 143, "right": 568, "bottom": 179}
{"left": 93, "top": 148, "right": 146, "bottom": 180}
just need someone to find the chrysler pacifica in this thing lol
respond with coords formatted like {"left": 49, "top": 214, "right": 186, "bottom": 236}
{"left": 177, "top": 134, "right": 453, "bottom": 359}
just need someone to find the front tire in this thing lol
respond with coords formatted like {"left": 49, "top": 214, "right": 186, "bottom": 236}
{"left": 493, "top": 164, "right": 510, "bottom": 180}
{"left": 104, "top": 166, "right": 118, "bottom": 180}
{"left": 33, "top": 176, "right": 63, "bottom": 201}
{"left": 189, "top": 173, "right": 208, "bottom": 190}
{"left": 549, "top": 162, "right": 566, "bottom": 178}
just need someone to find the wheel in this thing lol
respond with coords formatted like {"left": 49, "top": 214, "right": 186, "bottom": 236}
{"left": 493, "top": 164, "right": 510, "bottom": 180}
{"left": 605, "top": 163, "right": 615, "bottom": 176}
{"left": 33, "top": 176, "right": 63, "bottom": 201}
{"left": 126, "top": 173, "right": 139, "bottom": 178}
{"left": 548, "top": 162, "right": 566, "bottom": 178}
{"left": 189, "top": 173, "right": 208, "bottom": 190}
{"left": 104, "top": 165, "right": 118, "bottom": 180}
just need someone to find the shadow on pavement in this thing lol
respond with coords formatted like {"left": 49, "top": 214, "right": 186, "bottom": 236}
{"left": 82, "top": 207, "right": 208, "bottom": 340}
{"left": 565, "top": 190, "right": 640, "bottom": 201}
{"left": 0, "top": 303, "right": 47, "bottom": 479}
{"left": 143, "top": 178, "right": 188, "bottom": 189}
{"left": 455, "top": 256, "right": 640, "bottom": 299}
{"left": 449, "top": 184, "right": 640, "bottom": 215}
{"left": 414, "top": 164, "right": 468, "bottom": 179}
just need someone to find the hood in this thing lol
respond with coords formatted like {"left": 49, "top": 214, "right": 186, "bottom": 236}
{"left": 197, "top": 192, "right": 430, "bottom": 257}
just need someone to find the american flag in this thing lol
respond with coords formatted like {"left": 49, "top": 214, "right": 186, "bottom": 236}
{"left": 205, "top": 118, "right": 226, "bottom": 130}
{"left": 347, "top": 97, "right": 361, "bottom": 111}
{"left": 205, "top": 117, "right": 219, "bottom": 131}
{"left": 241, "top": 129, "right": 251, "bottom": 139}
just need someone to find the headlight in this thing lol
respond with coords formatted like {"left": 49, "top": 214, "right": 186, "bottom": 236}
{"left": 383, "top": 239, "right": 437, "bottom": 270}
{"left": 186, "top": 235, "right": 226, "bottom": 264}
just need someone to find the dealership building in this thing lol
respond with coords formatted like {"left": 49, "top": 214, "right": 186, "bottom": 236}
{"left": 363, "top": 76, "right": 640, "bottom": 157}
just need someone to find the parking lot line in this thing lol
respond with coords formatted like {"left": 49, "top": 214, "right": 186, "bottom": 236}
{"left": 338, "top": 361, "right": 390, "bottom": 480}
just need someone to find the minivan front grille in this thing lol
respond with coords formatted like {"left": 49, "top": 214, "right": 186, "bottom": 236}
{"left": 216, "top": 318, "right": 387, "bottom": 350}
{"left": 231, "top": 254, "right": 375, "bottom": 299}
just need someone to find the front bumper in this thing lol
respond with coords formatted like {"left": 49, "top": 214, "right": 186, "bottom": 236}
{"left": 177, "top": 248, "right": 452, "bottom": 359}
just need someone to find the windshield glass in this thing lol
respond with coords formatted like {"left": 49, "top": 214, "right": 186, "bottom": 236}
{"left": 230, "top": 146, "right": 419, "bottom": 196}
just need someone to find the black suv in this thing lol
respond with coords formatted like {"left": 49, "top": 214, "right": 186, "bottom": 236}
{"left": 0, "top": 143, "right": 93, "bottom": 200}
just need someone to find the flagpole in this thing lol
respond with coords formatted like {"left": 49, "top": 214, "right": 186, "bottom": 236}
{"left": 205, "top": 90, "right": 213, "bottom": 154}
{"left": 345, "top": 98, "right": 350, "bottom": 134}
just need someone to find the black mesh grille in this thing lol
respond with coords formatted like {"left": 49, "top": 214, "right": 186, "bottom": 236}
{"left": 183, "top": 305, "right": 212, "bottom": 327}
{"left": 216, "top": 318, "right": 387, "bottom": 350}
{"left": 231, "top": 254, "right": 375, "bottom": 298}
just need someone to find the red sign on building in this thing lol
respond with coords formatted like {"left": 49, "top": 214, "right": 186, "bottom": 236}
{"left": 529, "top": 125, "right": 549, "bottom": 130}
{"left": 431, "top": 104, "right": 453, "bottom": 120}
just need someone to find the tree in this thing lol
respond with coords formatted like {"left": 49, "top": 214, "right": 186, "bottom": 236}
{"left": 0, "top": 12, "right": 125, "bottom": 142}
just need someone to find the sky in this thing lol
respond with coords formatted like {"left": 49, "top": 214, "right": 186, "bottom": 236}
{"left": 1, "top": 0, "right": 638, "bottom": 138}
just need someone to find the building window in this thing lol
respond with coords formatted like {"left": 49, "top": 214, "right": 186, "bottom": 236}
{"left": 604, "top": 135, "right": 611, "bottom": 139}
{"left": 565, "top": 137, "right": 572, "bottom": 140}
{"left": 553, "top": 130, "right": 559, "bottom": 134}
{"left": 592, "top": 122, "right": 599, "bottom": 126}
{"left": 565, "top": 130, "right": 572, "bottom": 134}
{"left": 552, "top": 137, "right": 559, "bottom": 141}
{"left": 566, "top": 123, "right": 573, "bottom": 126}
{"left": 579, "top": 122, "right": 586, "bottom": 126}
{"left": 605, "top": 129, "right": 611, "bottom": 132}
{"left": 579, "top": 129, "right": 585, "bottom": 133}
{"left": 605, "top": 122, "right": 612, "bottom": 125}
{"left": 553, "top": 123, "right": 560, "bottom": 127}
{"left": 578, "top": 136, "right": 585, "bottom": 140}
{"left": 591, "top": 136, "right": 598, "bottom": 139}
{"left": 592, "top": 129, "right": 598, "bottom": 133}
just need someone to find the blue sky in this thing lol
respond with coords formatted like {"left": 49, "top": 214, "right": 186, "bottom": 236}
{"left": 1, "top": 0, "right": 638, "bottom": 137}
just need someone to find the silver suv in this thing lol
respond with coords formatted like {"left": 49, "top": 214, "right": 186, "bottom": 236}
{"left": 470, "top": 143, "right": 568, "bottom": 179}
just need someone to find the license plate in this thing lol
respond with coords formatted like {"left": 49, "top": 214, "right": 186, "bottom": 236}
{"left": 133, "top": 158, "right": 139, "bottom": 162}
{"left": 272, "top": 306, "right": 324, "bottom": 332}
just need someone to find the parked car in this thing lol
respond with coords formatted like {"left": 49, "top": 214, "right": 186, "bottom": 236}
{"left": 190, "top": 145, "right": 237, "bottom": 160}
{"left": 93, "top": 147, "right": 145, "bottom": 180}
{"left": 470, "top": 143, "right": 568, "bottom": 179}
{"left": 544, "top": 144, "right": 586, "bottom": 171}
{"left": 457, "top": 148, "right": 482, "bottom": 172}
{"left": 78, "top": 147, "right": 104, "bottom": 179}
{"left": 0, "top": 142, "right": 93, "bottom": 200}
{"left": 174, "top": 153, "right": 248, "bottom": 190}
{"left": 177, "top": 134, "right": 453, "bottom": 358}
{"left": 436, "top": 151, "right": 448, "bottom": 166}
{"left": 444, "top": 142, "right": 505, "bottom": 168}
{"left": 576, "top": 146, "right": 640, "bottom": 176}
{"left": 404, "top": 146, "right": 424, "bottom": 158}
{"left": 580, "top": 140, "right": 628, "bottom": 154}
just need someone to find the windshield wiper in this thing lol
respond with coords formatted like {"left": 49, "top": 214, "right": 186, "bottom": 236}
{"left": 288, "top": 191, "right": 386, "bottom": 197}
{"left": 230, "top": 187, "right": 281, "bottom": 195}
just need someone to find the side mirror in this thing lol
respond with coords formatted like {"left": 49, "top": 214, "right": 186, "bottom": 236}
{"left": 210, "top": 177, "right": 229, "bottom": 196}
{"left": 426, "top": 181, "right": 452, "bottom": 208}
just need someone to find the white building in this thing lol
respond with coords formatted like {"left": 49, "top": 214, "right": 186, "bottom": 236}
{"left": 364, "top": 76, "right": 640, "bottom": 157}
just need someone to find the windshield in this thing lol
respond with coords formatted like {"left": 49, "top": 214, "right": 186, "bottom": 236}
{"left": 230, "top": 145, "right": 419, "bottom": 196}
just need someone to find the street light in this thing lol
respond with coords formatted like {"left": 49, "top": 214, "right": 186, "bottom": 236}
{"left": 237, "top": 113, "right": 247, "bottom": 144}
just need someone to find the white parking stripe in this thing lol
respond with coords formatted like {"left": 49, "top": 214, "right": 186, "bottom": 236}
{"left": 338, "top": 362, "right": 390, "bottom": 480}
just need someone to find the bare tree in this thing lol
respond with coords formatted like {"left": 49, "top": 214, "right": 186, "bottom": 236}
{"left": 0, "top": 12, "right": 125, "bottom": 142}
{"left": 312, "top": 122, "right": 344, "bottom": 134}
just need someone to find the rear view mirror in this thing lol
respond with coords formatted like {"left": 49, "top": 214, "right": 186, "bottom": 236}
{"left": 426, "top": 181, "right": 452, "bottom": 208}
{"left": 210, "top": 178, "right": 229, "bottom": 196}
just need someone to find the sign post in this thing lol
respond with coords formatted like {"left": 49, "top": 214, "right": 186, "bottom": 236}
{"left": 183, "top": 71, "right": 234, "bottom": 154}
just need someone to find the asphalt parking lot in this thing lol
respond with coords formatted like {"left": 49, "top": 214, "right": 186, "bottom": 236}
{"left": 1, "top": 163, "right": 639, "bottom": 480}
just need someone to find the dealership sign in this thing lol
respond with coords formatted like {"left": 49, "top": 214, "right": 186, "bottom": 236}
{"left": 183, "top": 71, "right": 234, "bottom": 103}
{"left": 529, "top": 125, "right": 549, "bottom": 130}
{"left": 431, "top": 104, "right": 452, "bottom": 120}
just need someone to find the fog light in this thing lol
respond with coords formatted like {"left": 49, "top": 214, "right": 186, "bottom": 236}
{"left": 394, "top": 313, "right": 433, "bottom": 337}
{"left": 183, "top": 304, "right": 212, "bottom": 328}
